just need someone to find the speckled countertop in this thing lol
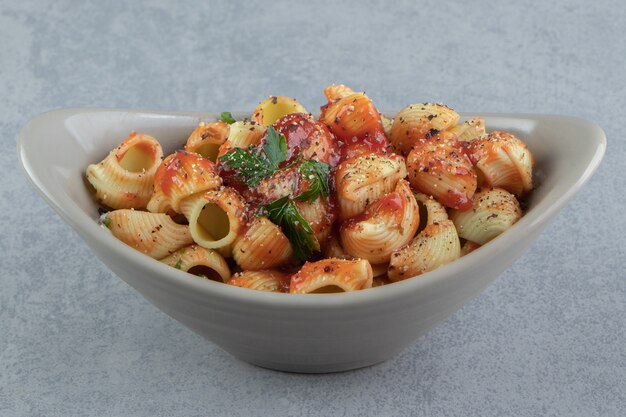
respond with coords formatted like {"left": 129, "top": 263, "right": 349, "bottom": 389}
{"left": 1, "top": 1, "right": 625, "bottom": 416}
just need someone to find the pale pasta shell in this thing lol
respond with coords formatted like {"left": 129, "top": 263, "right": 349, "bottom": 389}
{"left": 217, "top": 120, "right": 266, "bottom": 158}
{"left": 390, "top": 103, "right": 460, "bottom": 154}
{"left": 335, "top": 153, "right": 407, "bottom": 220}
{"left": 295, "top": 197, "right": 334, "bottom": 249}
{"left": 184, "top": 121, "right": 230, "bottom": 162}
{"left": 232, "top": 217, "right": 293, "bottom": 270}
{"left": 450, "top": 187, "right": 522, "bottom": 245}
{"left": 340, "top": 179, "right": 420, "bottom": 264}
{"left": 252, "top": 96, "right": 308, "bottom": 126}
{"left": 290, "top": 258, "right": 373, "bottom": 294}
{"left": 468, "top": 131, "right": 533, "bottom": 195}
{"left": 180, "top": 187, "right": 248, "bottom": 255}
{"left": 105, "top": 209, "right": 193, "bottom": 259}
{"left": 160, "top": 244, "right": 231, "bottom": 282}
{"left": 227, "top": 270, "right": 288, "bottom": 292}
{"left": 388, "top": 220, "right": 460, "bottom": 282}
{"left": 86, "top": 132, "right": 163, "bottom": 209}
{"left": 449, "top": 117, "right": 486, "bottom": 142}
{"left": 147, "top": 151, "right": 222, "bottom": 214}
{"left": 414, "top": 192, "right": 449, "bottom": 227}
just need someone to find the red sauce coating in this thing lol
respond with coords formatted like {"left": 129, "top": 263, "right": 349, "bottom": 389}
{"left": 156, "top": 151, "right": 217, "bottom": 196}
{"left": 272, "top": 113, "right": 340, "bottom": 167}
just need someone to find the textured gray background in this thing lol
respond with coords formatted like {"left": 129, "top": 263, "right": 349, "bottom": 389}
{"left": 1, "top": 0, "right": 625, "bottom": 416}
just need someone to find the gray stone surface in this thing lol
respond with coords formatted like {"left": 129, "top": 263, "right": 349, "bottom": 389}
{"left": 1, "top": 0, "right": 625, "bottom": 415}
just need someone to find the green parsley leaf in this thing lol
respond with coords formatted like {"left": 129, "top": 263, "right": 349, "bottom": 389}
{"left": 262, "top": 126, "right": 287, "bottom": 169}
{"left": 218, "top": 126, "right": 288, "bottom": 187}
{"left": 259, "top": 196, "right": 319, "bottom": 262}
{"left": 174, "top": 258, "right": 183, "bottom": 269}
{"left": 220, "top": 112, "right": 236, "bottom": 124}
{"left": 102, "top": 217, "right": 112, "bottom": 228}
{"left": 219, "top": 146, "right": 275, "bottom": 187}
{"left": 296, "top": 160, "right": 330, "bottom": 202}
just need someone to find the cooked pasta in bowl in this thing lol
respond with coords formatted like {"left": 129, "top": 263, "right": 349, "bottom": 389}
{"left": 17, "top": 86, "right": 605, "bottom": 372}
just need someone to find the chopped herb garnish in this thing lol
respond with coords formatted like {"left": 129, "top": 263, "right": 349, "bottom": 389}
{"left": 102, "top": 217, "right": 112, "bottom": 228}
{"left": 220, "top": 111, "right": 236, "bottom": 124}
{"left": 262, "top": 126, "right": 287, "bottom": 170}
{"left": 174, "top": 258, "right": 183, "bottom": 269}
{"left": 296, "top": 159, "right": 330, "bottom": 202}
{"left": 219, "top": 146, "right": 275, "bottom": 187}
{"left": 218, "top": 126, "right": 288, "bottom": 187}
{"left": 258, "top": 196, "right": 319, "bottom": 262}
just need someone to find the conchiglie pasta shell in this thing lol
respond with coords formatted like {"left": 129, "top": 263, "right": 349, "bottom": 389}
{"left": 388, "top": 220, "right": 460, "bottom": 282}
{"left": 252, "top": 96, "right": 308, "bottom": 126}
{"left": 414, "top": 193, "right": 449, "bottom": 227}
{"left": 448, "top": 117, "right": 486, "bottom": 142}
{"left": 335, "top": 153, "right": 407, "bottom": 220}
{"left": 450, "top": 187, "right": 522, "bottom": 245}
{"left": 468, "top": 131, "right": 533, "bottom": 195}
{"left": 179, "top": 187, "right": 247, "bottom": 255}
{"left": 323, "top": 235, "right": 353, "bottom": 260}
{"left": 217, "top": 120, "right": 266, "bottom": 158}
{"left": 86, "top": 132, "right": 163, "bottom": 209}
{"left": 460, "top": 240, "right": 481, "bottom": 256}
{"left": 381, "top": 115, "right": 394, "bottom": 139}
{"left": 390, "top": 103, "right": 460, "bottom": 154}
{"left": 160, "top": 244, "right": 231, "bottom": 282}
{"left": 407, "top": 137, "right": 477, "bottom": 210}
{"left": 184, "top": 121, "right": 230, "bottom": 162}
{"left": 323, "top": 84, "right": 356, "bottom": 101}
{"left": 320, "top": 92, "right": 385, "bottom": 143}
{"left": 340, "top": 179, "right": 419, "bottom": 264}
{"left": 295, "top": 198, "right": 334, "bottom": 249}
{"left": 232, "top": 217, "right": 293, "bottom": 270}
{"left": 289, "top": 258, "right": 373, "bottom": 294}
{"left": 105, "top": 209, "right": 193, "bottom": 259}
{"left": 227, "top": 270, "right": 288, "bottom": 292}
{"left": 147, "top": 151, "right": 222, "bottom": 214}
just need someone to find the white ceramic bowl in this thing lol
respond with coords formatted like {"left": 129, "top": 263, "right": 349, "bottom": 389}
{"left": 17, "top": 109, "right": 605, "bottom": 373}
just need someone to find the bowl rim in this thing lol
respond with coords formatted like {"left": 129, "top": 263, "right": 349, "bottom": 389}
{"left": 17, "top": 108, "right": 607, "bottom": 309}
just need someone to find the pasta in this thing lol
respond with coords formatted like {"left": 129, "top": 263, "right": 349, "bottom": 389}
{"left": 449, "top": 187, "right": 522, "bottom": 245}
{"left": 467, "top": 131, "right": 533, "bottom": 195}
{"left": 334, "top": 153, "right": 407, "bottom": 220}
{"left": 184, "top": 121, "right": 230, "bottom": 162}
{"left": 227, "top": 270, "right": 288, "bottom": 292}
{"left": 86, "top": 132, "right": 163, "bottom": 209}
{"left": 289, "top": 259, "right": 373, "bottom": 293}
{"left": 389, "top": 103, "right": 460, "bottom": 155}
{"left": 147, "top": 151, "right": 222, "bottom": 214}
{"left": 406, "top": 135, "right": 477, "bottom": 210}
{"left": 340, "top": 179, "right": 419, "bottom": 264}
{"left": 87, "top": 84, "right": 535, "bottom": 293}
{"left": 253, "top": 96, "right": 308, "bottom": 126}
{"left": 160, "top": 244, "right": 231, "bottom": 282}
{"left": 104, "top": 209, "right": 193, "bottom": 259}
{"left": 179, "top": 187, "right": 247, "bottom": 254}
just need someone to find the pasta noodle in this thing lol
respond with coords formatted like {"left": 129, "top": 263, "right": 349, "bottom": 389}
{"left": 86, "top": 132, "right": 163, "bottom": 209}
{"left": 184, "top": 121, "right": 230, "bottom": 162}
{"left": 340, "top": 179, "right": 419, "bottom": 264}
{"left": 147, "top": 151, "right": 222, "bottom": 214}
{"left": 179, "top": 187, "right": 247, "bottom": 255}
{"left": 289, "top": 258, "right": 373, "bottom": 293}
{"left": 467, "top": 131, "right": 533, "bottom": 195}
{"left": 406, "top": 135, "right": 477, "bottom": 210}
{"left": 450, "top": 187, "right": 522, "bottom": 245}
{"left": 253, "top": 96, "right": 308, "bottom": 126}
{"left": 86, "top": 85, "right": 535, "bottom": 293}
{"left": 160, "top": 244, "right": 231, "bottom": 282}
{"left": 232, "top": 217, "right": 293, "bottom": 270}
{"left": 334, "top": 153, "right": 407, "bottom": 220}
{"left": 227, "top": 270, "right": 288, "bottom": 292}
{"left": 449, "top": 117, "right": 486, "bottom": 142}
{"left": 104, "top": 209, "right": 193, "bottom": 259}
{"left": 389, "top": 103, "right": 460, "bottom": 155}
